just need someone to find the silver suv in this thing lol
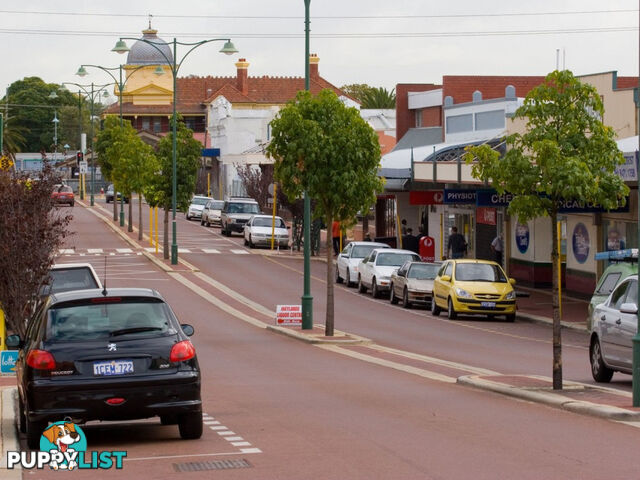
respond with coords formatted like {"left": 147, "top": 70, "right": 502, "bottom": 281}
{"left": 220, "top": 198, "right": 261, "bottom": 236}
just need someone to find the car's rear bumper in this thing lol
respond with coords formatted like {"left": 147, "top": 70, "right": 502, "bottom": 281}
{"left": 26, "top": 371, "right": 201, "bottom": 423}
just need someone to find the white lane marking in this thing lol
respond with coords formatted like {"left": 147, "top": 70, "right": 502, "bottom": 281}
{"left": 203, "top": 420, "right": 220, "bottom": 425}
{"left": 224, "top": 436, "right": 244, "bottom": 441}
{"left": 240, "top": 448, "right": 262, "bottom": 454}
{"left": 202, "top": 249, "right": 220, "bottom": 254}
{"left": 231, "top": 249, "right": 249, "bottom": 254}
{"left": 116, "top": 248, "right": 133, "bottom": 253}
{"left": 110, "top": 253, "right": 116, "bottom": 256}
{"left": 231, "top": 442, "right": 252, "bottom": 447}
{"left": 87, "top": 248, "right": 103, "bottom": 253}
{"left": 124, "top": 451, "right": 259, "bottom": 462}
{"left": 217, "top": 431, "right": 236, "bottom": 436}
{"left": 209, "top": 426, "right": 228, "bottom": 431}
{"left": 59, "top": 249, "right": 74, "bottom": 254}
{"left": 178, "top": 248, "right": 191, "bottom": 253}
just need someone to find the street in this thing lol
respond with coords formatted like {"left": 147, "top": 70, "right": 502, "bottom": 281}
{"left": 19, "top": 198, "right": 640, "bottom": 479}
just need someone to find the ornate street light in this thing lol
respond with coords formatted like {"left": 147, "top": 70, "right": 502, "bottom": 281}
{"left": 110, "top": 34, "right": 238, "bottom": 265}
{"left": 302, "top": 0, "right": 313, "bottom": 329}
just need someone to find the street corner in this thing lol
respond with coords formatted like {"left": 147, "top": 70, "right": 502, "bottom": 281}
{"left": 457, "top": 374, "right": 640, "bottom": 421}
{"left": 266, "top": 324, "right": 372, "bottom": 345}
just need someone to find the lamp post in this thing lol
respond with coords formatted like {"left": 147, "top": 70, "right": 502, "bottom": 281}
{"left": 51, "top": 111, "right": 59, "bottom": 165}
{"left": 301, "top": 0, "right": 313, "bottom": 329}
{"left": 111, "top": 35, "right": 238, "bottom": 265}
{"left": 60, "top": 82, "right": 111, "bottom": 207}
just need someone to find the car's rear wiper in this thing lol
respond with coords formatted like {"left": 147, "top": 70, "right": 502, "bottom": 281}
{"left": 109, "top": 327, "right": 162, "bottom": 337}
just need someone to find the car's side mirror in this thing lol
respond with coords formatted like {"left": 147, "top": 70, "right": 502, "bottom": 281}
{"left": 6, "top": 334, "right": 22, "bottom": 349}
{"left": 440, "top": 275, "right": 451, "bottom": 282}
{"left": 181, "top": 324, "right": 195, "bottom": 336}
{"left": 620, "top": 303, "right": 638, "bottom": 314}
{"left": 509, "top": 278, "right": 516, "bottom": 286}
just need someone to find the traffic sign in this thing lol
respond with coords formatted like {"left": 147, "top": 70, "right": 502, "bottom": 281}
{"left": 79, "top": 161, "right": 88, "bottom": 174}
{"left": 0, "top": 155, "right": 13, "bottom": 170}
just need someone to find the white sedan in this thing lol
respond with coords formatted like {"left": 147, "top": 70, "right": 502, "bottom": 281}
{"left": 335, "top": 241, "right": 389, "bottom": 287}
{"left": 357, "top": 248, "right": 422, "bottom": 298}
{"left": 244, "top": 215, "right": 290, "bottom": 248}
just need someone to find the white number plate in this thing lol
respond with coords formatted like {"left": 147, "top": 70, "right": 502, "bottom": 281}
{"left": 481, "top": 301, "right": 496, "bottom": 308}
{"left": 93, "top": 360, "right": 134, "bottom": 376}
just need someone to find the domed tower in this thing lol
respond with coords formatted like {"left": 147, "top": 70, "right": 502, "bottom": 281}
{"left": 121, "top": 27, "right": 174, "bottom": 106}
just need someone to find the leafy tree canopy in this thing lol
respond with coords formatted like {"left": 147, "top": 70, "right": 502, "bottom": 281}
{"left": 340, "top": 84, "right": 396, "bottom": 108}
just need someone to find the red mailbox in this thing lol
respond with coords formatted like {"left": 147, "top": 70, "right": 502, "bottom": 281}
{"left": 419, "top": 235, "right": 435, "bottom": 262}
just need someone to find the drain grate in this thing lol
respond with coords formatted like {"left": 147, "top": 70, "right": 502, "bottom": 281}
{"left": 173, "top": 459, "right": 252, "bottom": 472}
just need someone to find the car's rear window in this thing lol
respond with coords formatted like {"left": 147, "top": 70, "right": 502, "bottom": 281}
{"left": 46, "top": 298, "right": 171, "bottom": 342}
{"left": 59, "top": 186, "right": 73, "bottom": 193}
{"left": 48, "top": 268, "right": 99, "bottom": 293}
{"left": 253, "top": 217, "right": 285, "bottom": 228}
{"left": 377, "top": 252, "right": 420, "bottom": 267}
{"left": 455, "top": 263, "right": 507, "bottom": 282}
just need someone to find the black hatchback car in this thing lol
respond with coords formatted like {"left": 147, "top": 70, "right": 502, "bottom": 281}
{"left": 8, "top": 288, "right": 202, "bottom": 449}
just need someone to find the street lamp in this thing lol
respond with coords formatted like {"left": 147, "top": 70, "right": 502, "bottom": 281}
{"left": 76, "top": 63, "right": 161, "bottom": 224}
{"left": 60, "top": 82, "right": 111, "bottom": 207}
{"left": 302, "top": 0, "right": 313, "bottom": 329}
{"left": 110, "top": 34, "right": 238, "bottom": 265}
{"left": 51, "top": 111, "right": 59, "bottom": 165}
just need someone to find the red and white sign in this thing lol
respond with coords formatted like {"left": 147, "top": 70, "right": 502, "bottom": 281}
{"left": 419, "top": 235, "right": 436, "bottom": 262}
{"left": 276, "top": 305, "right": 302, "bottom": 326}
{"left": 409, "top": 190, "right": 444, "bottom": 205}
{"left": 477, "top": 207, "right": 497, "bottom": 225}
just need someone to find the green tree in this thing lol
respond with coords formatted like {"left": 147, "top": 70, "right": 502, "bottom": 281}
{"left": 266, "top": 89, "right": 384, "bottom": 335}
{"left": 340, "top": 83, "right": 372, "bottom": 103}
{"left": 154, "top": 116, "right": 202, "bottom": 259}
{"left": 96, "top": 116, "right": 127, "bottom": 221}
{"left": 361, "top": 87, "right": 396, "bottom": 109}
{"left": 464, "top": 70, "right": 629, "bottom": 390}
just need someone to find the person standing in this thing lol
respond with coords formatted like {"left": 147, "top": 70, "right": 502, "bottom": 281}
{"left": 402, "top": 228, "right": 419, "bottom": 254}
{"left": 332, "top": 220, "right": 341, "bottom": 255}
{"left": 447, "top": 226, "right": 467, "bottom": 259}
{"left": 491, "top": 233, "right": 504, "bottom": 266}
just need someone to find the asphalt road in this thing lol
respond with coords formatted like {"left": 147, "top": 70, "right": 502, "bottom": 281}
{"left": 24, "top": 199, "right": 640, "bottom": 479}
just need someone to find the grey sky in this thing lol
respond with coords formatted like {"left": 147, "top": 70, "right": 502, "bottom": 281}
{"left": 2, "top": 0, "right": 638, "bottom": 97}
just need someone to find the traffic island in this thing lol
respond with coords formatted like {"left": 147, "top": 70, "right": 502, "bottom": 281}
{"left": 267, "top": 324, "right": 372, "bottom": 345}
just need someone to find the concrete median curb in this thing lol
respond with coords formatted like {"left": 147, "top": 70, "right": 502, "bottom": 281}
{"left": 457, "top": 375, "right": 640, "bottom": 421}
{"left": 267, "top": 325, "right": 372, "bottom": 345}
{"left": 0, "top": 387, "right": 21, "bottom": 479}
{"left": 515, "top": 312, "right": 587, "bottom": 332}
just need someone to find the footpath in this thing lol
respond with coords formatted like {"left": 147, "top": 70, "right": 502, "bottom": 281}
{"left": 1, "top": 203, "right": 638, "bottom": 477}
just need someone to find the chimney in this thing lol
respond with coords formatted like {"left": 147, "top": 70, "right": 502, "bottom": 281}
{"left": 309, "top": 53, "right": 319, "bottom": 80}
{"left": 235, "top": 58, "right": 249, "bottom": 96}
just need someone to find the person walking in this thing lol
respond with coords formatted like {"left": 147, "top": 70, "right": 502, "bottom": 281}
{"left": 332, "top": 220, "right": 341, "bottom": 255}
{"left": 491, "top": 233, "right": 504, "bottom": 266}
{"left": 402, "top": 228, "right": 419, "bottom": 254}
{"left": 447, "top": 226, "right": 467, "bottom": 259}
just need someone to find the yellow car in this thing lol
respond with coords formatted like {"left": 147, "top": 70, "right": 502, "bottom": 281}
{"left": 431, "top": 259, "right": 517, "bottom": 321}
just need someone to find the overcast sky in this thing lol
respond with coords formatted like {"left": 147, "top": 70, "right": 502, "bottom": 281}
{"left": 2, "top": 0, "right": 638, "bottom": 99}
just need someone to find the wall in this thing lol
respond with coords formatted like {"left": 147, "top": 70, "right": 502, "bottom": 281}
{"left": 396, "top": 84, "right": 441, "bottom": 141}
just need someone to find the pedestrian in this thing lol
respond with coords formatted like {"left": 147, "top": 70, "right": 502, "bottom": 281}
{"left": 447, "top": 226, "right": 467, "bottom": 259}
{"left": 332, "top": 220, "right": 341, "bottom": 255}
{"left": 402, "top": 228, "right": 419, "bottom": 254}
{"left": 363, "top": 232, "right": 372, "bottom": 241}
{"left": 401, "top": 218, "right": 408, "bottom": 235}
{"left": 491, "top": 233, "right": 504, "bottom": 266}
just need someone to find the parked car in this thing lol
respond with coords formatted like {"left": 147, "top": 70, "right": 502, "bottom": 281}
{"left": 200, "top": 199, "right": 225, "bottom": 227}
{"left": 335, "top": 241, "right": 389, "bottom": 287}
{"left": 220, "top": 197, "right": 261, "bottom": 236}
{"left": 105, "top": 184, "right": 129, "bottom": 204}
{"left": 389, "top": 261, "right": 441, "bottom": 309}
{"left": 589, "top": 274, "right": 638, "bottom": 382}
{"left": 7, "top": 287, "right": 201, "bottom": 449}
{"left": 357, "top": 249, "right": 421, "bottom": 298}
{"left": 51, "top": 185, "right": 74, "bottom": 207}
{"left": 431, "top": 259, "right": 517, "bottom": 321}
{"left": 588, "top": 249, "right": 638, "bottom": 331}
{"left": 243, "top": 215, "right": 290, "bottom": 248}
{"left": 186, "top": 195, "right": 212, "bottom": 221}
{"left": 41, "top": 263, "right": 103, "bottom": 295}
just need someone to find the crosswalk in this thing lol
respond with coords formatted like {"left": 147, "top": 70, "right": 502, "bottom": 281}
{"left": 57, "top": 247, "right": 255, "bottom": 257}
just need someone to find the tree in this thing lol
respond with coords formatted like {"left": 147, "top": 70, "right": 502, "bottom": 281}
{"left": 154, "top": 116, "right": 201, "bottom": 259}
{"left": 340, "top": 83, "right": 372, "bottom": 103}
{"left": 464, "top": 70, "right": 629, "bottom": 390}
{"left": 361, "top": 87, "right": 396, "bottom": 109}
{"left": 96, "top": 116, "right": 127, "bottom": 221}
{"left": 0, "top": 164, "right": 72, "bottom": 337}
{"left": 266, "top": 89, "right": 384, "bottom": 335}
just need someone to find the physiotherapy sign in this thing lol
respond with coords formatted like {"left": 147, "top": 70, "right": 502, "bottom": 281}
{"left": 443, "top": 189, "right": 476, "bottom": 204}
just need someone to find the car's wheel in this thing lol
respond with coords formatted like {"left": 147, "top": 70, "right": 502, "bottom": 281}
{"left": 26, "top": 414, "right": 47, "bottom": 450}
{"left": 447, "top": 297, "right": 457, "bottom": 320}
{"left": 160, "top": 415, "right": 178, "bottom": 425}
{"left": 389, "top": 283, "right": 398, "bottom": 304}
{"left": 505, "top": 313, "right": 516, "bottom": 322}
{"left": 249, "top": 235, "right": 254, "bottom": 248}
{"left": 431, "top": 297, "right": 441, "bottom": 316}
{"left": 335, "top": 266, "right": 343, "bottom": 284}
{"left": 244, "top": 237, "right": 249, "bottom": 246}
{"left": 402, "top": 288, "right": 411, "bottom": 309}
{"left": 346, "top": 269, "right": 355, "bottom": 288}
{"left": 371, "top": 278, "right": 380, "bottom": 298}
{"left": 18, "top": 394, "right": 26, "bottom": 434}
{"left": 186, "top": 214, "right": 191, "bottom": 221}
{"left": 590, "top": 337, "right": 614, "bottom": 383}
{"left": 200, "top": 218, "right": 205, "bottom": 226}
{"left": 358, "top": 276, "right": 367, "bottom": 293}
{"left": 70, "top": 201, "right": 74, "bottom": 207}
{"left": 178, "top": 411, "right": 203, "bottom": 440}
{"left": 206, "top": 220, "right": 211, "bottom": 227}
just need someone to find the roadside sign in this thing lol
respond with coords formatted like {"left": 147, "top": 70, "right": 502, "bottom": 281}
{"left": 79, "top": 161, "right": 88, "bottom": 174}
{"left": 419, "top": 236, "right": 435, "bottom": 262}
{"left": 275, "top": 305, "right": 302, "bottom": 326}
{"left": 0, "top": 155, "right": 13, "bottom": 170}
{"left": 1, "top": 351, "right": 18, "bottom": 375}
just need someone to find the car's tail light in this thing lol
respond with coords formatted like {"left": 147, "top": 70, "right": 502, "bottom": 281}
{"left": 26, "top": 350, "right": 56, "bottom": 370}
{"left": 106, "top": 398, "right": 126, "bottom": 406}
{"left": 170, "top": 340, "right": 196, "bottom": 363}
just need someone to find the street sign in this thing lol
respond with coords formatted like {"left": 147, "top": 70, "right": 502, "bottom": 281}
{"left": 79, "top": 161, "right": 88, "bottom": 174}
{"left": 275, "top": 305, "right": 302, "bottom": 326}
{"left": 0, "top": 155, "right": 13, "bottom": 170}
{"left": 1, "top": 351, "right": 18, "bottom": 375}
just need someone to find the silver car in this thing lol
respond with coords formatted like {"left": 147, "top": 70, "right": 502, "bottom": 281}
{"left": 201, "top": 199, "right": 225, "bottom": 227}
{"left": 357, "top": 249, "right": 421, "bottom": 298}
{"left": 186, "top": 196, "right": 212, "bottom": 221}
{"left": 335, "top": 241, "right": 389, "bottom": 287}
{"left": 389, "top": 261, "right": 440, "bottom": 309}
{"left": 589, "top": 274, "right": 638, "bottom": 382}
{"left": 243, "top": 215, "right": 290, "bottom": 248}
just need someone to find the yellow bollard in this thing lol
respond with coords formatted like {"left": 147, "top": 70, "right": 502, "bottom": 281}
{"left": 149, "top": 206, "right": 153, "bottom": 246}
{"left": 155, "top": 207, "right": 159, "bottom": 254}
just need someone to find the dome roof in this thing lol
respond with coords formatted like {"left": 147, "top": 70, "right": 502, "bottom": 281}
{"left": 126, "top": 28, "right": 173, "bottom": 66}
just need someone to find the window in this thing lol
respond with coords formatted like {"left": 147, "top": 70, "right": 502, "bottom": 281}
{"left": 415, "top": 109, "right": 422, "bottom": 127}
{"left": 596, "top": 272, "right": 622, "bottom": 295}
{"left": 351, "top": 245, "right": 379, "bottom": 259}
{"left": 377, "top": 253, "right": 420, "bottom": 267}
{"left": 455, "top": 263, "right": 507, "bottom": 282}
{"left": 141, "top": 118, "right": 150, "bottom": 131}
{"left": 153, "top": 117, "right": 162, "bottom": 133}
{"left": 610, "top": 281, "right": 630, "bottom": 310}
{"left": 446, "top": 114, "right": 473, "bottom": 134}
{"left": 408, "top": 263, "right": 439, "bottom": 280}
{"left": 475, "top": 110, "right": 505, "bottom": 130}
{"left": 626, "top": 281, "right": 638, "bottom": 307}
{"left": 443, "top": 263, "right": 453, "bottom": 277}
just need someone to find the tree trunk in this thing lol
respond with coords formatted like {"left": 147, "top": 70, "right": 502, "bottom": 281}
{"left": 550, "top": 210, "right": 563, "bottom": 390}
{"left": 163, "top": 208, "right": 169, "bottom": 260}
{"left": 138, "top": 193, "right": 143, "bottom": 241}
{"left": 128, "top": 196, "right": 133, "bottom": 232}
{"left": 325, "top": 214, "right": 335, "bottom": 336}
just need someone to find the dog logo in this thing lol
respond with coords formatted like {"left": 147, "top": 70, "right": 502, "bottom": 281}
{"left": 40, "top": 421, "right": 87, "bottom": 470}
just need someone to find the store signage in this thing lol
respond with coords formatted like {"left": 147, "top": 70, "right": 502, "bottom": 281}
{"left": 476, "top": 190, "right": 514, "bottom": 207}
{"left": 476, "top": 207, "right": 497, "bottom": 225}
{"left": 615, "top": 153, "right": 638, "bottom": 181}
{"left": 275, "top": 305, "right": 302, "bottom": 326}
{"left": 572, "top": 223, "right": 590, "bottom": 264}
{"left": 475, "top": 189, "right": 629, "bottom": 213}
{"left": 409, "top": 191, "right": 443, "bottom": 205}
{"left": 515, "top": 223, "right": 530, "bottom": 254}
{"left": 443, "top": 189, "right": 476, "bottom": 204}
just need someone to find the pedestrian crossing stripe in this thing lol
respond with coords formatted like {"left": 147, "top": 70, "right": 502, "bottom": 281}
{"left": 87, "top": 249, "right": 103, "bottom": 253}
{"left": 202, "top": 249, "right": 220, "bottom": 254}
{"left": 231, "top": 250, "right": 249, "bottom": 255}
{"left": 116, "top": 248, "right": 133, "bottom": 253}
{"left": 177, "top": 248, "right": 192, "bottom": 253}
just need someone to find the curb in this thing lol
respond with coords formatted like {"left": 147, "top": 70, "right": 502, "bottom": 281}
{"left": 0, "top": 387, "right": 21, "bottom": 479}
{"left": 266, "top": 325, "right": 372, "bottom": 345}
{"left": 516, "top": 312, "right": 588, "bottom": 332}
{"left": 457, "top": 375, "right": 640, "bottom": 421}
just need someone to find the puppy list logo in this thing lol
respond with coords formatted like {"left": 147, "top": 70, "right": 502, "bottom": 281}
{"left": 6, "top": 420, "right": 126, "bottom": 470}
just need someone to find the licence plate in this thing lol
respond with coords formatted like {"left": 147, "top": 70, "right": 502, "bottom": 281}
{"left": 93, "top": 360, "right": 134, "bottom": 376}
{"left": 481, "top": 301, "right": 496, "bottom": 308}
